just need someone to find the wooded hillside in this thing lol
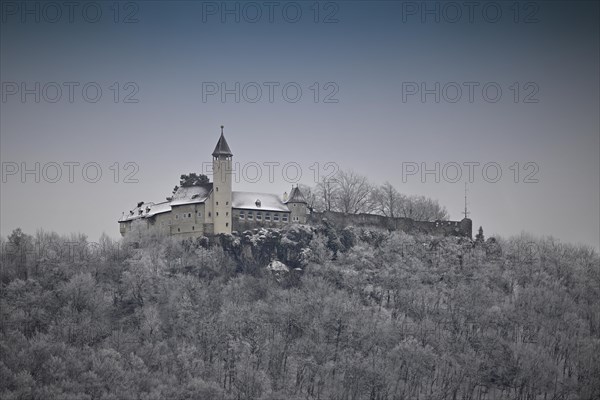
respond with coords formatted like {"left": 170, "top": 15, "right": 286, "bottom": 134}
{"left": 1, "top": 225, "right": 598, "bottom": 399}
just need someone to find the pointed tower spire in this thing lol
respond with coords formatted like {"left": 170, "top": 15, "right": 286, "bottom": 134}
{"left": 212, "top": 125, "right": 233, "bottom": 157}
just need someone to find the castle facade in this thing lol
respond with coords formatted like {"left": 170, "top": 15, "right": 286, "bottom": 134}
{"left": 118, "top": 128, "right": 308, "bottom": 238}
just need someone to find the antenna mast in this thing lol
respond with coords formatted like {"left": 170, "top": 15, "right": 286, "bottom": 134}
{"left": 463, "top": 182, "right": 470, "bottom": 219}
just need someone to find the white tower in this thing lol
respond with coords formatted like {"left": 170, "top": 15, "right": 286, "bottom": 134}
{"left": 212, "top": 126, "right": 233, "bottom": 234}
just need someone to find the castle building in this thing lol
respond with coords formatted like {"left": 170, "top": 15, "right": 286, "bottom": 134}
{"left": 118, "top": 128, "right": 308, "bottom": 238}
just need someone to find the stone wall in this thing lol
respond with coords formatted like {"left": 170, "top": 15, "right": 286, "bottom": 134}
{"left": 307, "top": 211, "right": 472, "bottom": 238}
{"left": 232, "top": 216, "right": 291, "bottom": 233}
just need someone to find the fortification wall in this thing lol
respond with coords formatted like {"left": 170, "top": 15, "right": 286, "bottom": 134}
{"left": 307, "top": 211, "right": 472, "bottom": 238}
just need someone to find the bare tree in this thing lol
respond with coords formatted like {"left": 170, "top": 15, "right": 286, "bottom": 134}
{"left": 315, "top": 177, "right": 338, "bottom": 212}
{"left": 333, "top": 170, "right": 375, "bottom": 214}
{"left": 298, "top": 184, "right": 318, "bottom": 212}
{"left": 399, "top": 195, "right": 449, "bottom": 221}
{"left": 373, "top": 181, "right": 403, "bottom": 218}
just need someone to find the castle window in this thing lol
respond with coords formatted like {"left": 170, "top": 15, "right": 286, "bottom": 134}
{"left": 216, "top": 187, "right": 218, "bottom": 192}
{"left": 177, "top": 228, "right": 180, "bottom": 232}
{"left": 175, "top": 214, "right": 179, "bottom": 219}
{"left": 247, "top": 211, "right": 253, "bottom": 220}
{"left": 265, "top": 213, "right": 271, "bottom": 221}
{"left": 226, "top": 201, "right": 228, "bottom": 205}
{"left": 282, "top": 215, "right": 288, "bottom": 222}
{"left": 216, "top": 201, "right": 219, "bottom": 205}
{"left": 239, "top": 211, "right": 245, "bottom": 219}
{"left": 216, "top": 212, "right": 219, "bottom": 216}
{"left": 226, "top": 223, "right": 229, "bottom": 227}
{"left": 274, "top": 214, "right": 279, "bottom": 222}
{"left": 226, "top": 212, "right": 229, "bottom": 216}
{"left": 197, "top": 212, "right": 201, "bottom": 217}
{"left": 208, "top": 212, "right": 211, "bottom": 217}
{"left": 192, "top": 226, "right": 195, "bottom": 231}
{"left": 188, "top": 213, "right": 191, "bottom": 218}
{"left": 256, "top": 213, "right": 262, "bottom": 221}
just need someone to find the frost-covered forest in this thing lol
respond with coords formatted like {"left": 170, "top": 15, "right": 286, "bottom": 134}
{"left": 1, "top": 224, "right": 599, "bottom": 400}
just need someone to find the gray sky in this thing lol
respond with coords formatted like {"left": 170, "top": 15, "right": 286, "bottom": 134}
{"left": 1, "top": 1, "right": 599, "bottom": 250}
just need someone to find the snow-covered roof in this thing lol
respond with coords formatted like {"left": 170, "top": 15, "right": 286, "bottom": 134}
{"left": 232, "top": 191, "right": 290, "bottom": 212}
{"left": 119, "top": 201, "right": 172, "bottom": 222}
{"left": 170, "top": 184, "right": 213, "bottom": 206}
{"left": 119, "top": 186, "right": 292, "bottom": 222}
{"left": 119, "top": 185, "right": 212, "bottom": 222}
{"left": 147, "top": 201, "right": 172, "bottom": 216}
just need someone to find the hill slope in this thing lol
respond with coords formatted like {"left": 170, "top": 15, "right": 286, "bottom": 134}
{"left": 1, "top": 225, "right": 599, "bottom": 399}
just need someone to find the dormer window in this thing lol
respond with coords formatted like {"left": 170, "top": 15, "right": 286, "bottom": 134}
{"left": 255, "top": 199, "right": 261, "bottom": 208}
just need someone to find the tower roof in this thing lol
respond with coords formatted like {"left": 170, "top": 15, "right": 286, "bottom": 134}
{"left": 212, "top": 126, "right": 233, "bottom": 157}
{"left": 286, "top": 186, "right": 307, "bottom": 203}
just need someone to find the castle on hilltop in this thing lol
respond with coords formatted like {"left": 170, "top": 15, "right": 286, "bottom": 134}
{"left": 119, "top": 127, "right": 472, "bottom": 239}
{"left": 118, "top": 127, "right": 308, "bottom": 238}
